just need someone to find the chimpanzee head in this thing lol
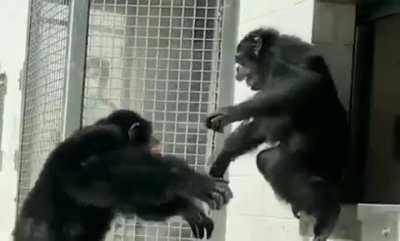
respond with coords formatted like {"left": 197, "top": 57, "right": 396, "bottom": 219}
{"left": 235, "top": 28, "right": 279, "bottom": 90}
{"left": 101, "top": 109, "right": 161, "bottom": 155}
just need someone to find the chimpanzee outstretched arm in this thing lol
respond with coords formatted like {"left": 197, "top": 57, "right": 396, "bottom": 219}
{"left": 61, "top": 145, "right": 232, "bottom": 211}
{"left": 209, "top": 120, "right": 264, "bottom": 177}
{"left": 108, "top": 154, "right": 229, "bottom": 239}
{"left": 109, "top": 152, "right": 233, "bottom": 210}
{"left": 206, "top": 75, "right": 322, "bottom": 133}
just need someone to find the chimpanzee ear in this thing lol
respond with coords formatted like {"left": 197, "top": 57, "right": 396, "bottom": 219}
{"left": 128, "top": 122, "right": 141, "bottom": 141}
{"left": 128, "top": 121, "right": 152, "bottom": 145}
{"left": 253, "top": 36, "right": 263, "bottom": 57}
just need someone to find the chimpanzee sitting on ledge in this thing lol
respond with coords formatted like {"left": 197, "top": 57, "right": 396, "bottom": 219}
{"left": 206, "top": 28, "right": 348, "bottom": 241}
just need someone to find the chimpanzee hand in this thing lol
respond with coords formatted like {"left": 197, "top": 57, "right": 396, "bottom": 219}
{"left": 205, "top": 107, "right": 232, "bottom": 133}
{"left": 184, "top": 210, "right": 214, "bottom": 239}
{"left": 199, "top": 178, "right": 232, "bottom": 210}
{"left": 185, "top": 178, "right": 232, "bottom": 238}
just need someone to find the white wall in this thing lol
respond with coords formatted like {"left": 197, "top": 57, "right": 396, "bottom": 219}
{"left": 0, "top": 0, "right": 28, "bottom": 240}
{"left": 225, "top": 1, "right": 314, "bottom": 241}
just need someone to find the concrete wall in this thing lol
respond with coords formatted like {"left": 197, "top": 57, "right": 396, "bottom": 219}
{"left": 225, "top": 1, "right": 314, "bottom": 241}
{"left": 312, "top": 1, "right": 356, "bottom": 109}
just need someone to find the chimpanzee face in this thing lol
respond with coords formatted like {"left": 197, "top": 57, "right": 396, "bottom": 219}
{"left": 235, "top": 34, "right": 264, "bottom": 90}
{"left": 105, "top": 109, "right": 161, "bottom": 155}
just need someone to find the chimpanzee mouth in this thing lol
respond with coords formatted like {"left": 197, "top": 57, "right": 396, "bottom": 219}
{"left": 148, "top": 136, "right": 162, "bottom": 156}
{"left": 245, "top": 76, "right": 256, "bottom": 88}
{"left": 235, "top": 63, "right": 251, "bottom": 81}
{"left": 236, "top": 64, "right": 259, "bottom": 90}
{"left": 150, "top": 144, "right": 162, "bottom": 155}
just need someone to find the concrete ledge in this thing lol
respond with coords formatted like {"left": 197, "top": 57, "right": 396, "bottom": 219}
{"left": 299, "top": 204, "right": 400, "bottom": 241}
{"left": 299, "top": 205, "right": 360, "bottom": 240}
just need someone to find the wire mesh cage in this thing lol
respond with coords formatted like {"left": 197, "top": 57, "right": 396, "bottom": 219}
{"left": 84, "top": 0, "right": 224, "bottom": 171}
{"left": 17, "top": 0, "right": 239, "bottom": 240}
{"left": 17, "top": 0, "right": 70, "bottom": 212}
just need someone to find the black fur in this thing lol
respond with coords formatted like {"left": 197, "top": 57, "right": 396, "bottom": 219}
{"left": 205, "top": 28, "right": 348, "bottom": 241}
{"left": 14, "top": 110, "right": 232, "bottom": 241}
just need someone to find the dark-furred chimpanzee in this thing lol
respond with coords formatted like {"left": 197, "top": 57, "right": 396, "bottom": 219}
{"left": 14, "top": 110, "right": 232, "bottom": 241}
{"left": 205, "top": 28, "right": 348, "bottom": 241}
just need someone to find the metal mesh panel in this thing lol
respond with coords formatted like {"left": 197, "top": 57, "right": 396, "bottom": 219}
{"left": 16, "top": 0, "right": 70, "bottom": 213}
{"left": 83, "top": 0, "right": 225, "bottom": 240}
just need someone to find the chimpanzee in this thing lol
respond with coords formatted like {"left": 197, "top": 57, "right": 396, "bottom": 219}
{"left": 14, "top": 110, "right": 232, "bottom": 241}
{"left": 205, "top": 28, "right": 348, "bottom": 241}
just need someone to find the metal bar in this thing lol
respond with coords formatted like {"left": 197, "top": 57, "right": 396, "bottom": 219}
{"left": 209, "top": 0, "right": 240, "bottom": 241}
{"left": 62, "top": 0, "right": 90, "bottom": 139}
{"left": 15, "top": 0, "right": 34, "bottom": 218}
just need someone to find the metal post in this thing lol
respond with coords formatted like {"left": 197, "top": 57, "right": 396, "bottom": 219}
{"left": 63, "top": 0, "right": 90, "bottom": 139}
{"left": 15, "top": 0, "right": 33, "bottom": 218}
{"left": 210, "top": 0, "right": 240, "bottom": 241}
